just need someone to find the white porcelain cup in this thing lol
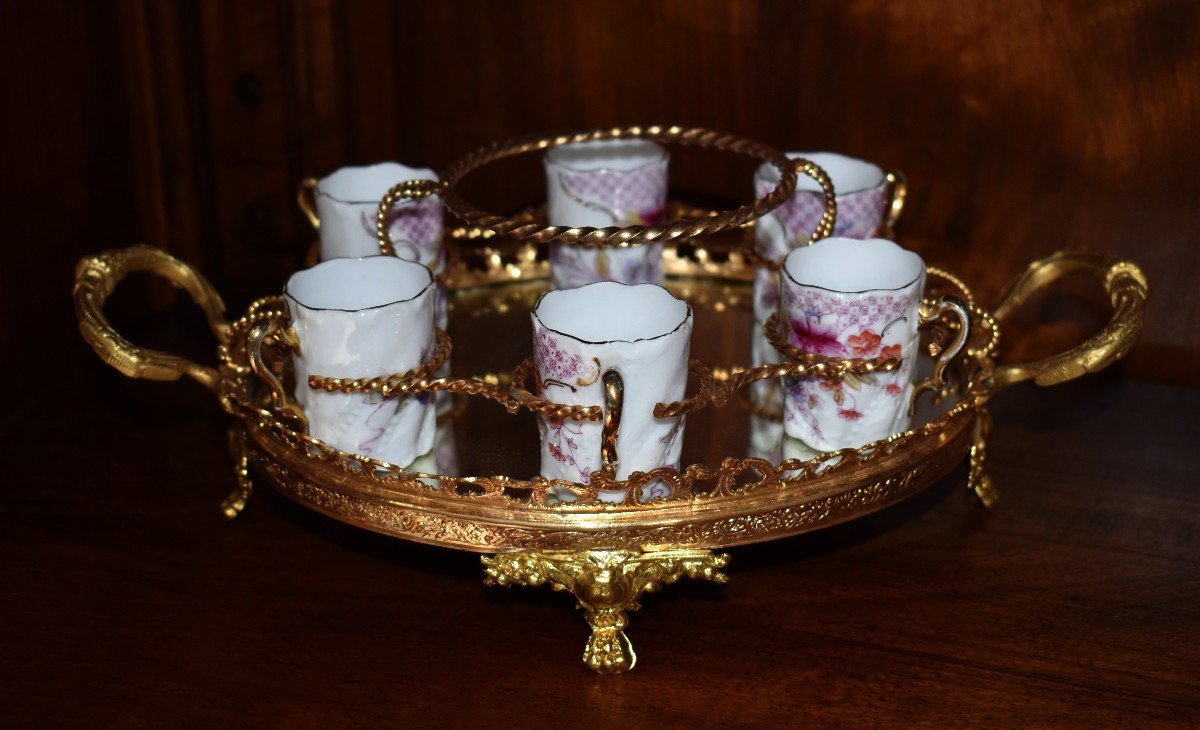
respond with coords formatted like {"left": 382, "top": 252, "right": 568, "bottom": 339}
{"left": 754, "top": 152, "right": 902, "bottom": 265}
{"left": 285, "top": 256, "right": 437, "bottom": 467}
{"left": 299, "top": 162, "right": 443, "bottom": 271}
{"left": 544, "top": 139, "right": 668, "bottom": 290}
{"left": 778, "top": 237, "right": 966, "bottom": 452}
{"left": 749, "top": 152, "right": 906, "bottom": 413}
{"left": 531, "top": 282, "right": 691, "bottom": 484}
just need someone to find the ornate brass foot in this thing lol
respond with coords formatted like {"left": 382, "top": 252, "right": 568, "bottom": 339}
{"left": 968, "top": 408, "right": 997, "bottom": 508}
{"left": 482, "top": 548, "right": 730, "bottom": 674}
{"left": 221, "top": 426, "right": 254, "bottom": 519}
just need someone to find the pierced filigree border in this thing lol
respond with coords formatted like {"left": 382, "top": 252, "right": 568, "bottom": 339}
{"left": 247, "top": 414, "right": 973, "bottom": 551}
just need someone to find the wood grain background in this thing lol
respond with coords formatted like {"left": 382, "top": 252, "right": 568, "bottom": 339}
{"left": 3, "top": 0, "right": 1197, "bottom": 384}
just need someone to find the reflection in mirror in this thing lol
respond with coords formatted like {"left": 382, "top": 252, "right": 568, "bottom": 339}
{"left": 363, "top": 272, "right": 971, "bottom": 491}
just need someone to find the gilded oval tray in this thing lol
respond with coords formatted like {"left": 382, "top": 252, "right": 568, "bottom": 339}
{"left": 72, "top": 125, "right": 1147, "bottom": 674}
{"left": 239, "top": 245, "right": 985, "bottom": 553}
{"left": 74, "top": 236, "right": 1145, "bottom": 672}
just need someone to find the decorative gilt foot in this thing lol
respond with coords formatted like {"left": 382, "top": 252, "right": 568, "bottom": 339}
{"left": 221, "top": 426, "right": 254, "bottom": 519}
{"left": 482, "top": 548, "right": 730, "bottom": 674}
{"left": 968, "top": 407, "right": 997, "bottom": 508}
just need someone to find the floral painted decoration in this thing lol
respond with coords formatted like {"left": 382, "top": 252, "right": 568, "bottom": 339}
{"left": 781, "top": 282, "right": 920, "bottom": 448}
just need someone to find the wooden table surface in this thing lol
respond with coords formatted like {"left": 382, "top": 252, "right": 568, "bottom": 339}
{"left": 3, "top": 359, "right": 1198, "bottom": 726}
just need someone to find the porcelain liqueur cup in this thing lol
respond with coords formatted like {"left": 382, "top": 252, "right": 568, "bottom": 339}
{"left": 298, "top": 162, "right": 450, "bottom": 377}
{"left": 753, "top": 151, "right": 902, "bottom": 264}
{"left": 531, "top": 282, "right": 692, "bottom": 486}
{"left": 749, "top": 152, "right": 906, "bottom": 411}
{"left": 284, "top": 256, "right": 438, "bottom": 468}
{"left": 544, "top": 139, "right": 669, "bottom": 290}
{"left": 298, "top": 162, "right": 443, "bottom": 271}
{"left": 778, "top": 237, "right": 966, "bottom": 453}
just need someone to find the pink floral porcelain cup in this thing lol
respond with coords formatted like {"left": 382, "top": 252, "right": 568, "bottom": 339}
{"left": 298, "top": 162, "right": 444, "bottom": 273}
{"left": 778, "top": 237, "right": 967, "bottom": 452}
{"left": 544, "top": 139, "right": 669, "bottom": 290}
{"left": 749, "top": 152, "right": 906, "bottom": 413}
{"left": 531, "top": 282, "right": 691, "bottom": 488}
{"left": 284, "top": 256, "right": 437, "bottom": 468}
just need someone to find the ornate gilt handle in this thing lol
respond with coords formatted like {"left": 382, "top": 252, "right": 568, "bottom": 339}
{"left": 991, "top": 251, "right": 1147, "bottom": 390}
{"left": 600, "top": 369, "right": 624, "bottom": 473}
{"left": 297, "top": 176, "right": 320, "bottom": 229}
{"left": 247, "top": 321, "right": 308, "bottom": 432}
{"left": 912, "top": 295, "right": 972, "bottom": 411}
{"left": 74, "top": 245, "right": 229, "bottom": 393}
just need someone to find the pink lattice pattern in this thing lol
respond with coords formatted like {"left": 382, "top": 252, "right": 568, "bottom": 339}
{"left": 755, "top": 179, "right": 887, "bottom": 248}
{"left": 560, "top": 163, "right": 667, "bottom": 224}
{"left": 387, "top": 197, "right": 443, "bottom": 252}
{"left": 782, "top": 285, "right": 912, "bottom": 331}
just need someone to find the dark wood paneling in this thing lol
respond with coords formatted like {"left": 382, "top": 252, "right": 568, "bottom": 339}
{"left": 356, "top": 0, "right": 1198, "bottom": 383}
{"left": 3, "top": 0, "right": 1197, "bottom": 387}
{"left": 0, "top": 3, "right": 141, "bottom": 379}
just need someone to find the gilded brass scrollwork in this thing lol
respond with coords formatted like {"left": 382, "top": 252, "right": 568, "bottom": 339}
{"left": 482, "top": 549, "right": 729, "bottom": 673}
{"left": 600, "top": 370, "right": 624, "bottom": 473}
{"left": 911, "top": 295, "right": 972, "bottom": 412}
{"left": 992, "top": 252, "right": 1147, "bottom": 390}
{"left": 222, "top": 426, "right": 255, "bottom": 519}
{"left": 247, "top": 321, "right": 307, "bottom": 433}
{"left": 73, "top": 245, "right": 229, "bottom": 392}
